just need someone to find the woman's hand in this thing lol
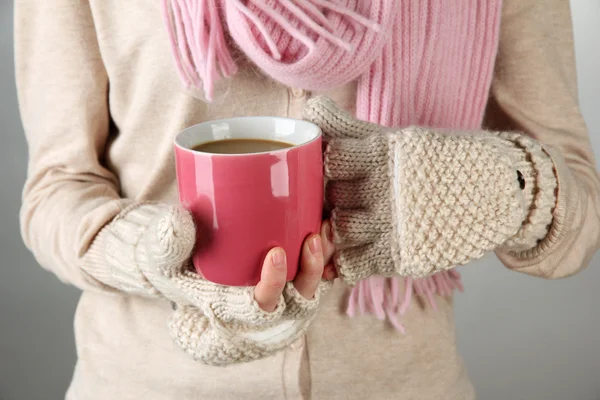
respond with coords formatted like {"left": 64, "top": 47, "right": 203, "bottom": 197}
{"left": 138, "top": 208, "right": 337, "bottom": 365}
{"left": 304, "top": 96, "right": 555, "bottom": 284}
{"left": 255, "top": 221, "right": 337, "bottom": 312}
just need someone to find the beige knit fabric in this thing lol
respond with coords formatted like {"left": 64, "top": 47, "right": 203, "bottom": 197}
{"left": 304, "top": 97, "right": 557, "bottom": 284}
{"left": 486, "top": 133, "right": 558, "bottom": 252}
{"left": 81, "top": 204, "right": 162, "bottom": 297}
{"left": 169, "top": 279, "right": 332, "bottom": 366}
{"left": 83, "top": 202, "right": 332, "bottom": 365}
{"left": 82, "top": 203, "right": 190, "bottom": 303}
{"left": 15, "top": 0, "right": 600, "bottom": 397}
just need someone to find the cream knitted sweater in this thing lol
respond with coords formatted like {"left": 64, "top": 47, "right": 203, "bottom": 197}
{"left": 15, "top": 0, "right": 600, "bottom": 398}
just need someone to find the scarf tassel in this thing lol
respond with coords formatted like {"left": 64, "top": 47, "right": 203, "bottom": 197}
{"left": 346, "top": 271, "right": 464, "bottom": 333}
{"left": 162, "top": 0, "right": 237, "bottom": 101}
{"left": 162, "top": 0, "right": 380, "bottom": 101}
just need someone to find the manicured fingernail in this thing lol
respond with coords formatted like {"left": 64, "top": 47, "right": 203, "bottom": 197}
{"left": 309, "top": 236, "right": 322, "bottom": 255}
{"left": 272, "top": 249, "right": 286, "bottom": 268}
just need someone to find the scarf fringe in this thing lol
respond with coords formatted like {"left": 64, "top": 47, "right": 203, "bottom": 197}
{"left": 161, "top": 0, "right": 502, "bottom": 332}
{"left": 346, "top": 271, "right": 464, "bottom": 333}
{"left": 162, "top": 0, "right": 237, "bottom": 100}
{"left": 162, "top": 0, "right": 380, "bottom": 100}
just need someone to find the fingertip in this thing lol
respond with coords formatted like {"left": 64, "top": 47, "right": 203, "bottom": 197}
{"left": 320, "top": 221, "right": 335, "bottom": 263}
{"left": 321, "top": 221, "right": 331, "bottom": 241}
{"left": 306, "top": 233, "right": 323, "bottom": 256}
{"left": 149, "top": 206, "right": 196, "bottom": 268}
{"left": 322, "top": 264, "right": 338, "bottom": 281}
{"left": 294, "top": 235, "right": 326, "bottom": 299}
{"left": 302, "top": 234, "right": 324, "bottom": 270}
{"left": 269, "top": 247, "right": 287, "bottom": 270}
{"left": 256, "top": 247, "right": 288, "bottom": 311}
{"left": 260, "top": 247, "right": 287, "bottom": 285}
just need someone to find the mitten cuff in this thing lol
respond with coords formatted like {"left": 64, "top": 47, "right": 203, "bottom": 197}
{"left": 204, "top": 284, "right": 287, "bottom": 326}
{"left": 81, "top": 202, "right": 170, "bottom": 297}
{"left": 335, "top": 243, "right": 393, "bottom": 285}
{"left": 169, "top": 300, "right": 314, "bottom": 366}
{"left": 493, "top": 132, "right": 557, "bottom": 252}
{"left": 283, "top": 280, "right": 333, "bottom": 320}
{"left": 169, "top": 304, "right": 310, "bottom": 366}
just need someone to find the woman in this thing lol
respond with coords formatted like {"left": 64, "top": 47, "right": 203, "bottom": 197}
{"left": 15, "top": 0, "right": 600, "bottom": 399}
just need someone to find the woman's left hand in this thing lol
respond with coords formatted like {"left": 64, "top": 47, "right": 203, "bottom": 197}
{"left": 304, "top": 96, "right": 556, "bottom": 284}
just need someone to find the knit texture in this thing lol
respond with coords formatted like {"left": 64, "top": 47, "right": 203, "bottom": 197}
{"left": 169, "top": 280, "right": 333, "bottom": 365}
{"left": 305, "top": 97, "right": 558, "bottom": 282}
{"left": 82, "top": 203, "right": 186, "bottom": 302}
{"left": 82, "top": 203, "right": 206, "bottom": 305}
{"left": 15, "top": 0, "right": 595, "bottom": 395}
{"left": 161, "top": 0, "right": 505, "bottom": 328}
{"left": 162, "top": 0, "right": 391, "bottom": 101}
{"left": 161, "top": 0, "right": 502, "bottom": 126}
{"left": 491, "top": 133, "right": 558, "bottom": 252}
{"left": 83, "top": 202, "right": 333, "bottom": 365}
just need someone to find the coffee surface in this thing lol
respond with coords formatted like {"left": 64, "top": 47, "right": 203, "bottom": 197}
{"left": 192, "top": 138, "right": 293, "bottom": 154}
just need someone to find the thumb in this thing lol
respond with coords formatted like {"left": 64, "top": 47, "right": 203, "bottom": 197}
{"left": 303, "top": 95, "right": 384, "bottom": 139}
{"left": 143, "top": 206, "right": 197, "bottom": 278}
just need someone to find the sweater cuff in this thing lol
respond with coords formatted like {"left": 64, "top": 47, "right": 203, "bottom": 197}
{"left": 497, "top": 133, "right": 557, "bottom": 252}
{"left": 496, "top": 146, "right": 582, "bottom": 270}
{"left": 81, "top": 202, "right": 170, "bottom": 297}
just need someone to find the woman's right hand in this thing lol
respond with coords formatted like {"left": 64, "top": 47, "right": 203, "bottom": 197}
{"left": 138, "top": 206, "right": 335, "bottom": 365}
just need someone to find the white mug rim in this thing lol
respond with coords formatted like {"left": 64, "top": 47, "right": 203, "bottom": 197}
{"left": 174, "top": 116, "right": 322, "bottom": 157}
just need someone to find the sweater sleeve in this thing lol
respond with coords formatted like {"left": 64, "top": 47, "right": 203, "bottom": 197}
{"left": 15, "top": 1, "right": 135, "bottom": 292}
{"left": 485, "top": 0, "right": 600, "bottom": 278}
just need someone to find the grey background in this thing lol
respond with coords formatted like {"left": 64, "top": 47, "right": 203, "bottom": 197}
{"left": 0, "top": 1, "right": 599, "bottom": 399}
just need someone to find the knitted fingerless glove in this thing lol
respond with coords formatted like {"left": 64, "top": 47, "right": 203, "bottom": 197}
{"left": 82, "top": 203, "right": 190, "bottom": 302}
{"left": 169, "top": 278, "right": 331, "bottom": 365}
{"left": 81, "top": 203, "right": 331, "bottom": 365}
{"left": 304, "top": 96, "right": 557, "bottom": 284}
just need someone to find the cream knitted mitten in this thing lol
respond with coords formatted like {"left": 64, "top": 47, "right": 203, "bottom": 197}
{"left": 304, "top": 97, "right": 557, "bottom": 284}
{"left": 82, "top": 203, "right": 331, "bottom": 365}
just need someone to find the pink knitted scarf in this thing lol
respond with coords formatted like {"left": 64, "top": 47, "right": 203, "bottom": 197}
{"left": 162, "top": 0, "right": 502, "bottom": 331}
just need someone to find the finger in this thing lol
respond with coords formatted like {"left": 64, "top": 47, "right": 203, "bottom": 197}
{"left": 324, "top": 136, "right": 387, "bottom": 180}
{"left": 322, "top": 264, "right": 338, "bottom": 281}
{"left": 303, "top": 96, "right": 385, "bottom": 139}
{"left": 326, "top": 178, "right": 388, "bottom": 209}
{"left": 254, "top": 248, "right": 287, "bottom": 312}
{"left": 321, "top": 221, "right": 335, "bottom": 264}
{"left": 320, "top": 221, "right": 337, "bottom": 280}
{"left": 293, "top": 234, "right": 326, "bottom": 299}
{"left": 144, "top": 206, "right": 197, "bottom": 277}
{"left": 331, "top": 209, "right": 387, "bottom": 245}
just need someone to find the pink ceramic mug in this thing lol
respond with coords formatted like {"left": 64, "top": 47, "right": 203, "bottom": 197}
{"left": 174, "top": 117, "right": 323, "bottom": 286}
